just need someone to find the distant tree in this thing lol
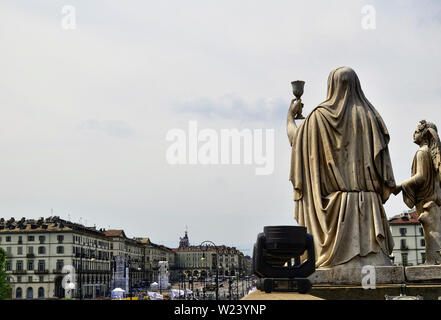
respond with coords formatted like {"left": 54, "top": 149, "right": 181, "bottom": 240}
{"left": 0, "top": 248, "right": 11, "bottom": 299}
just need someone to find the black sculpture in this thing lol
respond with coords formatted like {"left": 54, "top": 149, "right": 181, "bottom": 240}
{"left": 252, "top": 225, "right": 315, "bottom": 294}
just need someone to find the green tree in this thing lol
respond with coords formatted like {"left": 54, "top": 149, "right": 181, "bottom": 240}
{"left": 0, "top": 247, "right": 11, "bottom": 299}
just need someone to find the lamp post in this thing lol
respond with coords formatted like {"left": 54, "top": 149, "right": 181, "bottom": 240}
{"left": 200, "top": 240, "right": 219, "bottom": 300}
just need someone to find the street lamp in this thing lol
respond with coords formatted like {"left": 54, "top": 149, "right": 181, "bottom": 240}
{"left": 200, "top": 240, "right": 219, "bottom": 300}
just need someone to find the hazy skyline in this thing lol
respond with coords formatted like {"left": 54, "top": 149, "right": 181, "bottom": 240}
{"left": 1, "top": 1, "right": 441, "bottom": 255}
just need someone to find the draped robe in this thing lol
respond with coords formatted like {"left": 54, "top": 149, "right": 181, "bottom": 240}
{"left": 289, "top": 67, "right": 396, "bottom": 267}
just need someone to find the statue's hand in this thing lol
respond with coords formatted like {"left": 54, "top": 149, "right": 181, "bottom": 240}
{"left": 289, "top": 99, "right": 302, "bottom": 117}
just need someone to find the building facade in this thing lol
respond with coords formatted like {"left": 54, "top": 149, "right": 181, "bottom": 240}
{"left": 389, "top": 211, "right": 427, "bottom": 266}
{"left": 173, "top": 231, "right": 249, "bottom": 279}
{"left": 104, "top": 230, "right": 145, "bottom": 289}
{"left": 0, "top": 216, "right": 112, "bottom": 299}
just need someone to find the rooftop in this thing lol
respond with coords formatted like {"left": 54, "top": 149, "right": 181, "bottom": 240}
{"left": 389, "top": 211, "right": 419, "bottom": 225}
{"left": 0, "top": 216, "right": 106, "bottom": 237}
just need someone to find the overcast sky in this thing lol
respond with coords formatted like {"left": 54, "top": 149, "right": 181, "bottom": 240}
{"left": 1, "top": 0, "right": 441, "bottom": 255}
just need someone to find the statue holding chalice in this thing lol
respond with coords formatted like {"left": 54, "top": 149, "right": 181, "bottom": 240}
{"left": 290, "top": 80, "right": 306, "bottom": 120}
{"left": 287, "top": 80, "right": 306, "bottom": 148}
{"left": 286, "top": 67, "right": 396, "bottom": 268}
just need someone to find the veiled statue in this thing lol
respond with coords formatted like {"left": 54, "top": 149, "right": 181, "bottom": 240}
{"left": 394, "top": 120, "right": 441, "bottom": 265}
{"left": 287, "top": 67, "right": 396, "bottom": 268}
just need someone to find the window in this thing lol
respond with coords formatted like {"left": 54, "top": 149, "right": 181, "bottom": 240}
{"left": 39, "top": 236, "right": 45, "bottom": 244}
{"left": 402, "top": 253, "right": 408, "bottom": 266}
{"left": 39, "top": 276, "right": 44, "bottom": 282}
{"left": 27, "top": 236, "right": 34, "bottom": 242}
{"left": 6, "top": 247, "right": 12, "bottom": 255}
{"left": 38, "top": 246, "right": 45, "bottom": 254}
{"left": 400, "top": 239, "right": 407, "bottom": 249}
{"left": 27, "top": 261, "right": 34, "bottom": 271}
{"left": 38, "top": 260, "right": 45, "bottom": 271}
{"left": 18, "top": 236, "right": 22, "bottom": 244}
{"left": 28, "top": 276, "right": 33, "bottom": 283}
{"left": 399, "top": 228, "right": 407, "bottom": 236}
{"left": 17, "top": 247, "right": 23, "bottom": 255}
{"left": 16, "top": 260, "right": 23, "bottom": 271}
{"left": 56, "top": 260, "right": 64, "bottom": 270}
{"left": 38, "top": 287, "right": 44, "bottom": 299}
{"left": 57, "top": 235, "right": 64, "bottom": 243}
{"left": 419, "top": 228, "right": 424, "bottom": 236}
{"left": 17, "top": 276, "right": 21, "bottom": 283}
{"left": 6, "top": 236, "right": 11, "bottom": 242}
{"left": 16, "top": 287, "right": 22, "bottom": 299}
{"left": 28, "top": 246, "right": 34, "bottom": 254}
{"left": 56, "top": 246, "right": 64, "bottom": 254}
{"left": 26, "top": 287, "right": 33, "bottom": 299}
{"left": 6, "top": 261, "right": 11, "bottom": 271}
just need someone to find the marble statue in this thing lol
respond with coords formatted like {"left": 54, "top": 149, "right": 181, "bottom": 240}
{"left": 394, "top": 120, "right": 441, "bottom": 265}
{"left": 287, "top": 67, "right": 396, "bottom": 268}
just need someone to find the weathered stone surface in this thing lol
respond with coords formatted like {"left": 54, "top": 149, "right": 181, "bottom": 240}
{"left": 246, "top": 284, "right": 441, "bottom": 300}
{"left": 405, "top": 265, "right": 441, "bottom": 282}
{"left": 242, "top": 290, "right": 323, "bottom": 300}
{"left": 308, "top": 266, "right": 405, "bottom": 285}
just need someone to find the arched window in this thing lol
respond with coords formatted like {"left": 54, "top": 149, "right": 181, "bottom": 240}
{"left": 16, "top": 287, "right": 22, "bottom": 299}
{"left": 38, "top": 287, "right": 44, "bottom": 299}
{"left": 26, "top": 287, "right": 33, "bottom": 299}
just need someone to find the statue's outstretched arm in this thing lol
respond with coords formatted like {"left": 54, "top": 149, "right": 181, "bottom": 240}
{"left": 287, "top": 99, "right": 300, "bottom": 147}
{"left": 400, "top": 150, "right": 428, "bottom": 190}
{"left": 394, "top": 150, "right": 428, "bottom": 198}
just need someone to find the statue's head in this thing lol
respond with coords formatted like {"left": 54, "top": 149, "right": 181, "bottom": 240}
{"left": 325, "top": 67, "right": 362, "bottom": 100}
{"left": 414, "top": 120, "right": 438, "bottom": 145}
{"left": 415, "top": 120, "right": 441, "bottom": 177}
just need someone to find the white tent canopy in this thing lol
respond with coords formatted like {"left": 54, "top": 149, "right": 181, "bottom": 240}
{"left": 111, "top": 288, "right": 126, "bottom": 299}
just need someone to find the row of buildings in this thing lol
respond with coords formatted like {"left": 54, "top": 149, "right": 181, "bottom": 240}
{"left": 0, "top": 216, "right": 251, "bottom": 299}
{"left": 0, "top": 209, "right": 425, "bottom": 299}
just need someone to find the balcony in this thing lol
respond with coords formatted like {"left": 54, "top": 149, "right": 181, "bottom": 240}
{"left": 26, "top": 253, "right": 35, "bottom": 258}
{"left": 53, "top": 269, "right": 63, "bottom": 274}
{"left": 35, "top": 269, "right": 49, "bottom": 274}
{"left": 12, "top": 270, "right": 27, "bottom": 275}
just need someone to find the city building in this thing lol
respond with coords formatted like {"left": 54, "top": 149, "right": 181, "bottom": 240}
{"left": 0, "top": 217, "right": 250, "bottom": 299}
{"left": 173, "top": 231, "right": 249, "bottom": 279}
{"left": 389, "top": 211, "right": 426, "bottom": 266}
{"left": 134, "top": 237, "right": 177, "bottom": 283}
{"left": 103, "top": 230, "right": 145, "bottom": 289}
{"left": 0, "top": 216, "right": 112, "bottom": 299}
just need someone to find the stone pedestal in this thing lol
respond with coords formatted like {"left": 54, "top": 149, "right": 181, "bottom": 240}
{"left": 405, "top": 265, "right": 441, "bottom": 282}
{"left": 308, "top": 266, "right": 405, "bottom": 285}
